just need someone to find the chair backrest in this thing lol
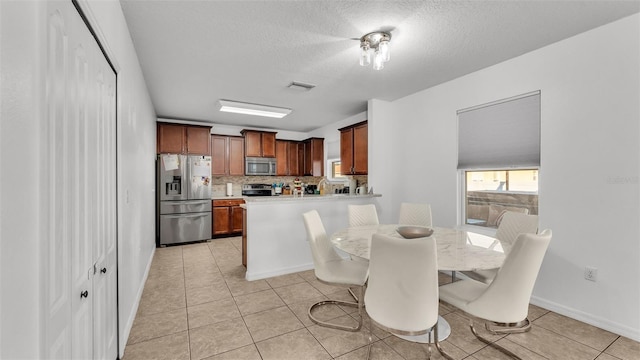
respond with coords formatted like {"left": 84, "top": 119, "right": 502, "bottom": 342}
{"left": 495, "top": 212, "right": 539, "bottom": 254}
{"left": 365, "top": 233, "right": 439, "bottom": 333}
{"left": 398, "top": 202, "right": 433, "bottom": 227}
{"left": 302, "top": 210, "right": 344, "bottom": 271}
{"left": 466, "top": 229, "right": 552, "bottom": 323}
{"left": 348, "top": 204, "right": 379, "bottom": 227}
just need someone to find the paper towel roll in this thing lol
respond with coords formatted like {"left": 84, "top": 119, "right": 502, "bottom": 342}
{"left": 226, "top": 183, "right": 233, "bottom": 196}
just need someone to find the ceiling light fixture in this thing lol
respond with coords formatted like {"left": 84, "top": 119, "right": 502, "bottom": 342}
{"left": 218, "top": 100, "right": 292, "bottom": 118}
{"left": 359, "top": 31, "right": 391, "bottom": 70}
{"left": 288, "top": 81, "right": 316, "bottom": 91}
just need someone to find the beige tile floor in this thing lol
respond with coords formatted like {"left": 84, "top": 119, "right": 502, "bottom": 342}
{"left": 123, "top": 237, "right": 639, "bottom": 360}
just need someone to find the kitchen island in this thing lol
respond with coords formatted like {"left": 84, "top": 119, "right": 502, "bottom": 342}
{"left": 242, "top": 194, "right": 382, "bottom": 281}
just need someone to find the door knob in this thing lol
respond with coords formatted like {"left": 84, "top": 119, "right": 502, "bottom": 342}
{"left": 101, "top": 267, "right": 107, "bottom": 274}
{"left": 80, "top": 290, "right": 89, "bottom": 298}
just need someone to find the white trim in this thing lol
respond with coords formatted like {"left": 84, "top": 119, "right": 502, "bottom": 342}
{"left": 457, "top": 90, "right": 541, "bottom": 115}
{"left": 74, "top": 0, "right": 121, "bottom": 73}
{"left": 530, "top": 295, "right": 640, "bottom": 342}
{"left": 119, "top": 246, "right": 155, "bottom": 358}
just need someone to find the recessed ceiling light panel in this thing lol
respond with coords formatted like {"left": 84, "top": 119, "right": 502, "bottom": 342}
{"left": 218, "top": 100, "right": 292, "bottom": 118}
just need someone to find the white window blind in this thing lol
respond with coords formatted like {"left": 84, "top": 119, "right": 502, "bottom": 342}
{"left": 457, "top": 91, "right": 540, "bottom": 169}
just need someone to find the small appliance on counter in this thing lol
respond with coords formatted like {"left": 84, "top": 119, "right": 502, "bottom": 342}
{"left": 305, "top": 185, "right": 317, "bottom": 194}
{"left": 242, "top": 184, "right": 274, "bottom": 197}
{"left": 272, "top": 183, "right": 284, "bottom": 195}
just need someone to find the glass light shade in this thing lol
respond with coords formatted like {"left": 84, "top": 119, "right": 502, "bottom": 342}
{"left": 378, "top": 39, "right": 390, "bottom": 62}
{"left": 359, "top": 43, "right": 371, "bottom": 66}
{"left": 373, "top": 49, "right": 384, "bottom": 70}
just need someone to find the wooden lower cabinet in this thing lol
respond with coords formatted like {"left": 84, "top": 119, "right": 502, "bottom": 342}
{"left": 212, "top": 199, "right": 245, "bottom": 236}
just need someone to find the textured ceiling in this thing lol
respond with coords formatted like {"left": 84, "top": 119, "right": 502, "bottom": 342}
{"left": 120, "top": 0, "right": 639, "bottom": 132}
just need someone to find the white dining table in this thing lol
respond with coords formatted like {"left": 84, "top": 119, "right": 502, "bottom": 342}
{"left": 330, "top": 224, "right": 506, "bottom": 343}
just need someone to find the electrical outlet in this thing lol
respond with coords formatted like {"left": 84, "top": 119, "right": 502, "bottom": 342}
{"left": 584, "top": 266, "right": 598, "bottom": 282}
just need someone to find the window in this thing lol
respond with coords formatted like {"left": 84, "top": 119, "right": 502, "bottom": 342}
{"left": 326, "top": 158, "right": 345, "bottom": 181}
{"left": 332, "top": 161, "right": 342, "bottom": 178}
{"left": 458, "top": 91, "right": 540, "bottom": 228}
{"left": 464, "top": 169, "right": 538, "bottom": 227}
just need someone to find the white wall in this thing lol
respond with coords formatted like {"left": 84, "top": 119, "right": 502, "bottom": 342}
{"left": 368, "top": 14, "right": 640, "bottom": 340}
{"left": 0, "top": 2, "right": 44, "bottom": 358}
{"left": 77, "top": 0, "right": 158, "bottom": 356}
{"left": 0, "top": 1, "right": 158, "bottom": 358}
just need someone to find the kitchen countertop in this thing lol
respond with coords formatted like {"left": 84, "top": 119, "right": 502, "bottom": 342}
{"left": 211, "top": 195, "right": 245, "bottom": 200}
{"left": 243, "top": 193, "right": 381, "bottom": 203}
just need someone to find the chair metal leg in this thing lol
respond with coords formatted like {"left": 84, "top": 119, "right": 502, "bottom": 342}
{"left": 432, "top": 321, "right": 455, "bottom": 360}
{"left": 348, "top": 287, "right": 359, "bottom": 302}
{"left": 469, "top": 319, "right": 523, "bottom": 360}
{"left": 308, "top": 284, "right": 364, "bottom": 332}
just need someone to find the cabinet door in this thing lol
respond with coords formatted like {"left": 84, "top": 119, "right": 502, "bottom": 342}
{"left": 340, "top": 128, "right": 354, "bottom": 174}
{"left": 261, "top": 132, "right": 276, "bottom": 157}
{"left": 211, "top": 135, "right": 228, "bottom": 175}
{"left": 275, "top": 140, "right": 289, "bottom": 175}
{"left": 296, "top": 142, "right": 305, "bottom": 176}
{"left": 186, "top": 126, "right": 211, "bottom": 155}
{"left": 244, "top": 131, "right": 262, "bottom": 157}
{"left": 157, "top": 123, "right": 185, "bottom": 154}
{"left": 304, "top": 138, "right": 323, "bottom": 176}
{"left": 287, "top": 141, "right": 300, "bottom": 176}
{"left": 228, "top": 137, "right": 245, "bottom": 176}
{"left": 353, "top": 123, "right": 368, "bottom": 174}
{"left": 213, "top": 207, "right": 231, "bottom": 235}
{"left": 231, "top": 205, "right": 244, "bottom": 233}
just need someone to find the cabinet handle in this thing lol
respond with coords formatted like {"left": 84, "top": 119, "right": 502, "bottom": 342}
{"left": 101, "top": 267, "right": 107, "bottom": 274}
{"left": 80, "top": 290, "right": 89, "bottom": 299}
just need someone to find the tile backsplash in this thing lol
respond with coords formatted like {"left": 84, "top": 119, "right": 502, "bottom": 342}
{"left": 211, "top": 175, "right": 368, "bottom": 197}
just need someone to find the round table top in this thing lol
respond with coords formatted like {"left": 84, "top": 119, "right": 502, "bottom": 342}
{"left": 330, "top": 225, "right": 506, "bottom": 271}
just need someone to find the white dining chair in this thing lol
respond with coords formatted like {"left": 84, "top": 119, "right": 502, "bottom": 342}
{"left": 302, "top": 210, "right": 369, "bottom": 331}
{"left": 439, "top": 229, "right": 552, "bottom": 359}
{"left": 461, "top": 212, "right": 539, "bottom": 284}
{"left": 365, "top": 233, "right": 453, "bottom": 360}
{"left": 348, "top": 204, "right": 379, "bottom": 227}
{"left": 398, "top": 202, "right": 433, "bottom": 227}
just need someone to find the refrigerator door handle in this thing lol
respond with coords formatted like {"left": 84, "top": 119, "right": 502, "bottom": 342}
{"left": 163, "top": 201, "right": 210, "bottom": 206}
{"left": 162, "top": 213, "right": 210, "bottom": 219}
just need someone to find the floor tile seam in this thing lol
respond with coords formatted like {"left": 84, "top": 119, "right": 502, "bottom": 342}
{"left": 498, "top": 336, "right": 552, "bottom": 360}
{"left": 125, "top": 325, "right": 190, "bottom": 348}
{"left": 126, "top": 329, "right": 191, "bottom": 350}
{"left": 238, "top": 302, "right": 290, "bottom": 318}
{"left": 527, "top": 320, "right": 617, "bottom": 353}
{"left": 599, "top": 335, "right": 625, "bottom": 359}
{"left": 186, "top": 314, "right": 244, "bottom": 331}
{"left": 179, "top": 245, "right": 195, "bottom": 360}
{"left": 246, "top": 321, "right": 308, "bottom": 344}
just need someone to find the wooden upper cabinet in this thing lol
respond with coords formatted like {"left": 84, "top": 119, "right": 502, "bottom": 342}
{"left": 275, "top": 140, "right": 303, "bottom": 176}
{"left": 157, "top": 123, "right": 211, "bottom": 155}
{"left": 288, "top": 141, "right": 302, "bottom": 176}
{"left": 243, "top": 131, "right": 262, "bottom": 157}
{"left": 339, "top": 121, "right": 368, "bottom": 175}
{"left": 157, "top": 123, "right": 185, "bottom": 154}
{"left": 303, "top": 138, "right": 324, "bottom": 176}
{"left": 261, "top": 132, "right": 276, "bottom": 157}
{"left": 228, "top": 137, "right": 245, "bottom": 175}
{"left": 211, "top": 135, "right": 244, "bottom": 176}
{"left": 241, "top": 129, "right": 277, "bottom": 157}
{"left": 186, "top": 126, "right": 211, "bottom": 155}
{"left": 211, "top": 135, "right": 228, "bottom": 175}
{"left": 275, "top": 140, "right": 289, "bottom": 176}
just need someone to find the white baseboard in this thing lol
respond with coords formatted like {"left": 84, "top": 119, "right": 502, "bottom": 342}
{"left": 246, "top": 263, "right": 314, "bottom": 281}
{"left": 118, "top": 246, "right": 156, "bottom": 358}
{"left": 530, "top": 295, "right": 640, "bottom": 342}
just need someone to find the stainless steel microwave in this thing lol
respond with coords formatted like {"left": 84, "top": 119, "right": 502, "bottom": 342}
{"left": 245, "top": 157, "right": 276, "bottom": 176}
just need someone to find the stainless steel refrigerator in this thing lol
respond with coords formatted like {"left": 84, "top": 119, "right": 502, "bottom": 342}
{"left": 157, "top": 154, "right": 212, "bottom": 246}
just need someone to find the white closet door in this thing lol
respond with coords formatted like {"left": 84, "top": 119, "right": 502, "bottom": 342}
{"left": 44, "top": 2, "right": 117, "bottom": 359}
